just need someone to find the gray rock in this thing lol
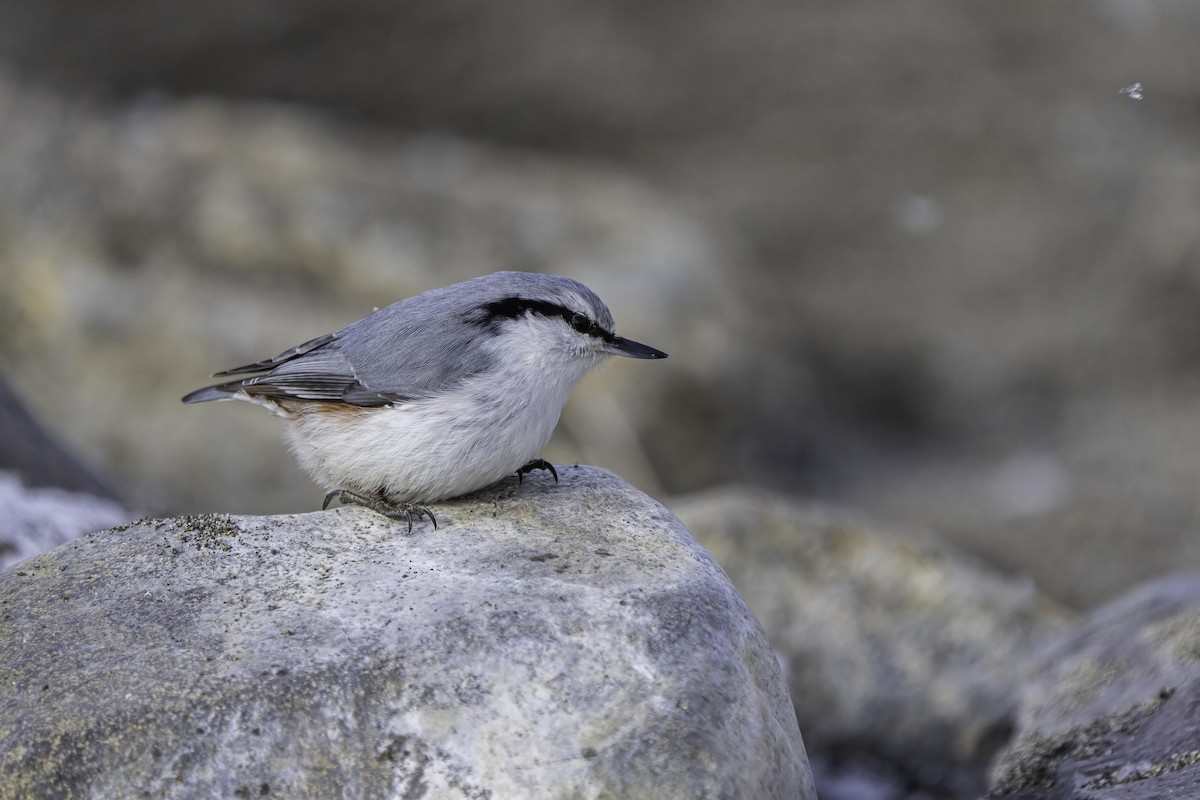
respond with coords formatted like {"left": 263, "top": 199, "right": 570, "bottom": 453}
{"left": 988, "top": 573, "right": 1200, "bottom": 798}
{"left": 0, "top": 466, "right": 813, "bottom": 800}
{"left": 0, "top": 375, "right": 120, "bottom": 501}
{"left": 670, "top": 487, "right": 1073, "bottom": 799}
{"left": 0, "top": 376, "right": 132, "bottom": 567}
{"left": 0, "top": 472, "right": 132, "bottom": 570}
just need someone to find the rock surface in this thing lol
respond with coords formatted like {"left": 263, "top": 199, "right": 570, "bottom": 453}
{"left": 670, "top": 487, "right": 1073, "bottom": 799}
{"left": 0, "top": 466, "right": 813, "bottom": 800}
{"left": 988, "top": 573, "right": 1200, "bottom": 798}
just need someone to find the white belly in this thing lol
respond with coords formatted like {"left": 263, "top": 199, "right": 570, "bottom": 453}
{"left": 281, "top": 374, "right": 575, "bottom": 503}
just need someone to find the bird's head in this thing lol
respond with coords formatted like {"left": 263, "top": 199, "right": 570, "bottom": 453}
{"left": 467, "top": 272, "right": 667, "bottom": 373}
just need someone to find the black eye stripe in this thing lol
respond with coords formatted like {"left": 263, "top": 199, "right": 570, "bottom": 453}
{"left": 477, "top": 297, "right": 613, "bottom": 341}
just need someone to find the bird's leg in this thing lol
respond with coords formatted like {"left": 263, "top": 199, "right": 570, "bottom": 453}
{"left": 322, "top": 488, "right": 437, "bottom": 533}
{"left": 516, "top": 458, "right": 559, "bottom": 485}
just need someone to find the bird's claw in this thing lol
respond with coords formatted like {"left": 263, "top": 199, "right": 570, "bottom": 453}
{"left": 322, "top": 488, "right": 437, "bottom": 533}
{"left": 516, "top": 458, "right": 559, "bottom": 485}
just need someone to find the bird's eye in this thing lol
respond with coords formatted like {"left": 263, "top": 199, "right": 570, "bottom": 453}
{"left": 570, "top": 313, "right": 593, "bottom": 334}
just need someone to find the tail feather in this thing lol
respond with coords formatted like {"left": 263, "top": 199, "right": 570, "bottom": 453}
{"left": 181, "top": 384, "right": 238, "bottom": 404}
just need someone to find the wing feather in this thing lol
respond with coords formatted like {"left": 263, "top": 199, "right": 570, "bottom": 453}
{"left": 212, "top": 332, "right": 341, "bottom": 377}
{"left": 186, "top": 286, "right": 499, "bottom": 408}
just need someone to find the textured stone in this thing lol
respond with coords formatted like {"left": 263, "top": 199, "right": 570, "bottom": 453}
{"left": 988, "top": 573, "right": 1200, "bottom": 798}
{"left": 0, "top": 467, "right": 813, "bottom": 799}
{"left": 671, "top": 487, "right": 1073, "bottom": 798}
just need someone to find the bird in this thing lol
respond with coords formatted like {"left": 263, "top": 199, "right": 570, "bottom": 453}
{"left": 182, "top": 272, "right": 668, "bottom": 530}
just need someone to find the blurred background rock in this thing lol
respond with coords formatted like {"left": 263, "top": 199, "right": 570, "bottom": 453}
{"left": 2, "top": 0, "right": 1200, "bottom": 615}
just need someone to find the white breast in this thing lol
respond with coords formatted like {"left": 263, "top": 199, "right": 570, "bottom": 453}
{"left": 280, "top": 343, "right": 600, "bottom": 503}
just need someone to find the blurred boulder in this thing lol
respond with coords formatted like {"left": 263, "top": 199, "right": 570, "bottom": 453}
{"left": 670, "top": 487, "right": 1074, "bottom": 798}
{"left": 0, "top": 375, "right": 117, "bottom": 500}
{"left": 0, "top": 376, "right": 131, "bottom": 567}
{"left": 988, "top": 573, "right": 1200, "bottom": 798}
{"left": 0, "top": 473, "right": 130, "bottom": 571}
{"left": 0, "top": 467, "right": 814, "bottom": 799}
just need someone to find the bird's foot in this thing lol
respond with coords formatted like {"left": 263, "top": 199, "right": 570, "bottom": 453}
{"left": 516, "top": 458, "right": 559, "bottom": 485}
{"left": 322, "top": 488, "right": 437, "bottom": 533}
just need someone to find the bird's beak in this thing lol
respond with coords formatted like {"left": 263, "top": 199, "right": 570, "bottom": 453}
{"left": 604, "top": 335, "right": 668, "bottom": 359}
